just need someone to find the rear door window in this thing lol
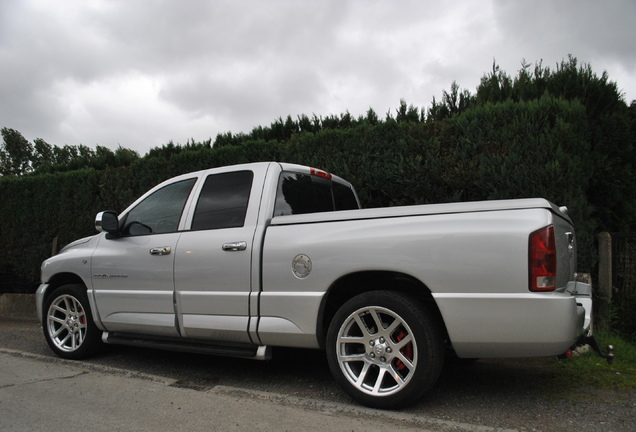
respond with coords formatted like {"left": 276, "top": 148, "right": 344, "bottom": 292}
{"left": 191, "top": 171, "right": 254, "bottom": 230}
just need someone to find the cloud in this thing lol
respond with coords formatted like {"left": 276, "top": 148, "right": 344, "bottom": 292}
{"left": 1, "top": 0, "right": 634, "bottom": 154}
{"left": 490, "top": 0, "right": 636, "bottom": 91}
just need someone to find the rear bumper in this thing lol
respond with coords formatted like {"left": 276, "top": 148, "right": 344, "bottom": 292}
{"left": 433, "top": 280, "right": 592, "bottom": 358}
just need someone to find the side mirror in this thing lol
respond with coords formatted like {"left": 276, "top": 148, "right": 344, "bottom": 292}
{"left": 95, "top": 211, "right": 120, "bottom": 233}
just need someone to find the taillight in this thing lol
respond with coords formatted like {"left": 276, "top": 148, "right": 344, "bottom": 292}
{"left": 529, "top": 226, "right": 556, "bottom": 292}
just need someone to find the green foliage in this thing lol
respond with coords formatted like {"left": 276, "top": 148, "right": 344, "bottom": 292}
{"left": 443, "top": 95, "right": 597, "bottom": 268}
{"left": 0, "top": 128, "right": 141, "bottom": 177}
{"left": 472, "top": 56, "right": 636, "bottom": 236}
{"left": 427, "top": 81, "right": 474, "bottom": 122}
{"left": 0, "top": 168, "right": 101, "bottom": 287}
{"left": 551, "top": 331, "right": 636, "bottom": 391}
{"left": 610, "top": 235, "right": 636, "bottom": 342}
{"left": 611, "top": 292, "right": 636, "bottom": 343}
{"left": 1, "top": 127, "right": 34, "bottom": 176}
{"left": 1, "top": 56, "right": 634, "bottom": 308}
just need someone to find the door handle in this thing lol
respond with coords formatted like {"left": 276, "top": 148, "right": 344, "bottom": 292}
{"left": 222, "top": 241, "right": 247, "bottom": 252}
{"left": 149, "top": 246, "right": 172, "bottom": 255}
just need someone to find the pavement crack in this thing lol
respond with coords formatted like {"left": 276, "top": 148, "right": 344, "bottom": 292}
{"left": 0, "top": 371, "right": 88, "bottom": 389}
{"left": 170, "top": 378, "right": 219, "bottom": 392}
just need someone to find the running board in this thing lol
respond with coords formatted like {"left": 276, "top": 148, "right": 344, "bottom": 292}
{"left": 102, "top": 332, "right": 272, "bottom": 360}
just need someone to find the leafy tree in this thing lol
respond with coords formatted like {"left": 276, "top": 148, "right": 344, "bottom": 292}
{"left": 365, "top": 108, "right": 380, "bottom": 125}
{"left": 1, "top": 127, "right": 140, "bottom": 175}
{"left": 297, "top": 114, "right": 315, "bottom": 133}
{"left": 395, "top": 99, "right": 421, "bottom": 123}
{"left": 32, "top": 138, "right": 54, "bottom": 170}
{"left": 426, "top": 81, "right": 474, "bottom": 122}
{"left": 474, "top": 62, "right": 514, "bottom": 105}
{"left": 1, "top": 128, "right": 34, "bottom": 176}
{"left": 2, "top": 56, "right": 635, "bottom": 290}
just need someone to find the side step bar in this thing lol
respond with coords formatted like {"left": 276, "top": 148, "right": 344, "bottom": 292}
{"left": 102, "top": 332, "right": 272, "bottom": 360}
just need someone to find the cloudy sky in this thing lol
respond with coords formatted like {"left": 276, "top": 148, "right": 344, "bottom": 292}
{"left": 1, "top": 0, "right": 635, "bottom": 155}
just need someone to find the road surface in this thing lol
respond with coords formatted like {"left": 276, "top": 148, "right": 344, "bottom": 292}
{"left": 1, "top": 318, "right": 634, "bottom": 431}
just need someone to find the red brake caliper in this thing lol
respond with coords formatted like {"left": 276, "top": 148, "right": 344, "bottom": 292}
{"left": 393, "top": 331, "right": 413, "bottom": 371}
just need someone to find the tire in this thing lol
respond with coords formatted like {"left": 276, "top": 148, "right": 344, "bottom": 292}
{"left": 43, "top": 284, "right": 102, "bottom": 360}
{"left": 326, "top": 291, "right": 444, "bottom": 409}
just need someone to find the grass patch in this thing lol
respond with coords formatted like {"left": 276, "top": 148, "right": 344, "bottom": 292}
{"left": 549, "top": 331, "right": 636, "bottom": 390}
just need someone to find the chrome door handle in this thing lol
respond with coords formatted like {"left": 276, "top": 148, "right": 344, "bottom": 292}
{"left": 222, "top": 241, "right": 247, "bottom": 252}
{"left": 149, "top": 246, "right": 171, "bottom": 255}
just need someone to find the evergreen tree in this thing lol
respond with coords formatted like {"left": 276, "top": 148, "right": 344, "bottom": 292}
{"left": 1, "top": 128, "right": 34, "bottom": 176}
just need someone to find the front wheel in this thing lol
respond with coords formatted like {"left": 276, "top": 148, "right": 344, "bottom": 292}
{"left": 326, "top": 291, "right": 444, "bottom": 409}
{"left": 43, "top": 284, "right": 102, "bottom": 359}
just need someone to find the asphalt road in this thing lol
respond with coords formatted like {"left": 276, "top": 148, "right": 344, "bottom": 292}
{"left": 1, "top": 318, "right": 634, "bottom": 431}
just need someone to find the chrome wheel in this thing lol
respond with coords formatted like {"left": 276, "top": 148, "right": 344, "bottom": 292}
{"left": 47, "top": 294, "right": 88, "bottom": 352}
{"left": 335, "top": 306, "right": 417, "bottom": 396}
{"left": 326, "top": 291, "right": 444, "bottom": 409}
{"left": 43, "top": 284, "right": 101, "bottom": 359}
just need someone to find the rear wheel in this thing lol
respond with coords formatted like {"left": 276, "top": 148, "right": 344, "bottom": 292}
{"left": 43, "top": 284, "right": 101, "bottom": 359}
{"left": 326, "top": 291, "right": 444, "bottom": 409}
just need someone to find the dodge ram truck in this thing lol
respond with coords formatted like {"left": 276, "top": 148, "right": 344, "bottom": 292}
{"left": 36, "top": 161, "right": 593, "bottom": 408}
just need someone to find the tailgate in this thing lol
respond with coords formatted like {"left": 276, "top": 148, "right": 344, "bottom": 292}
{"left": 551, "top": 207, "right": 577, "bottom": 290}
{"left": 552, "top": 207, "right": 591, "bottom": 336}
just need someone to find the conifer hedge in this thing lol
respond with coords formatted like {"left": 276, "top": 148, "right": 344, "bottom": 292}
{"left": 1, "top": 58, "right": 634, "bottom": 294}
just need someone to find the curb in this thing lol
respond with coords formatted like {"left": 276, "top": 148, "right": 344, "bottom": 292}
{"left": 0, "top": 293, "right": 37, "bottom": 321}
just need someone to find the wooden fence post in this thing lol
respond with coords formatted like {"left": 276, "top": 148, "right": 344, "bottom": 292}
{"left": 597, "top": 232, "right": 612, "bottom": 332}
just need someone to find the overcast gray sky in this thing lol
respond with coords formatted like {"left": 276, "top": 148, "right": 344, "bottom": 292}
{"left": 1, "top": 0, "right": 635, "bottom": 155}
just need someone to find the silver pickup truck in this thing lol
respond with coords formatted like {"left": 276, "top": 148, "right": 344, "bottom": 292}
{"left": 36, "top": 161, "right": 593, "bottom": 408}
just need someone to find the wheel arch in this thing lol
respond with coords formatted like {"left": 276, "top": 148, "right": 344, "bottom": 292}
{"left": 317, "top": 271, "right": 447, "bottom": 349}
{"left": 41, "top": 279, "right": 103, "bottom": 359}
{"left": 45, "top": 272, "right": 86, "bottom": 292}
{"left": 39, "top": 273, "right": 90, "bottom": 320}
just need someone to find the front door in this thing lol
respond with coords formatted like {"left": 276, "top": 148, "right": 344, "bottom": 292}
{"left": 91, "top": 177, "right": 197, "bottom": 336}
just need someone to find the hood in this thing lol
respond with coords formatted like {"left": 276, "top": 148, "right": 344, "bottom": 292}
{"left": 57, "top": 234, "right": 99, "bottom": 255}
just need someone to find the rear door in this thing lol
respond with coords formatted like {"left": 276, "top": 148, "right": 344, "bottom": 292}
{"left": 174, "top": 165, "right": 271, "bottom": 344}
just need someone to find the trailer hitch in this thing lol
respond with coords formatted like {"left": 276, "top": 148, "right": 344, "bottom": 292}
{"left": 579, "top": 334, "right": 615, "bottom": 364}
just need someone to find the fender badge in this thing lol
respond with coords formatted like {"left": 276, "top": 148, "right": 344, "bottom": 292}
{"left": 292, "top": 254, "right": 312, "bottom": 279}
{"left": 93, "top": 274, "right": 128, "bottom": 279}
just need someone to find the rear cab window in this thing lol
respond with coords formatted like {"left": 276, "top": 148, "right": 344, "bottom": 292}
{"left": 274, "top": 171, "right": 359, "bottom": 217}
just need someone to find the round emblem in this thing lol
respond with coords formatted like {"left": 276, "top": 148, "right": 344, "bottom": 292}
{"left": 292, "top": 254, "right": 312, "bottom": 279}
